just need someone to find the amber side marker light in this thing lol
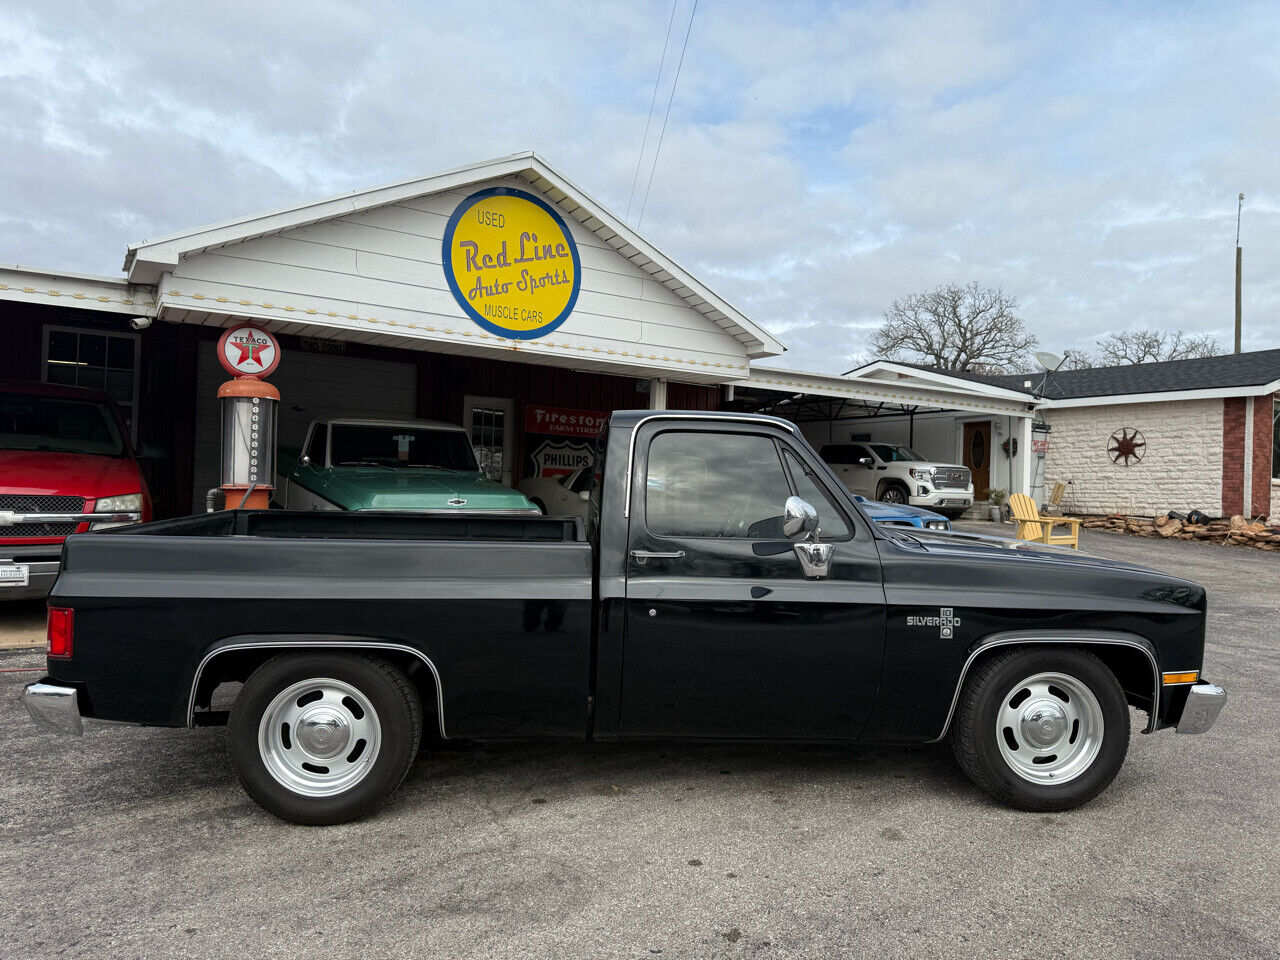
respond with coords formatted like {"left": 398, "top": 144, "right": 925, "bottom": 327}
{"left": 1162, "top": 671, "right": 1200, "bottom": 685}
{"left": 47, "top": 607, "right": 74, "bottom": 659}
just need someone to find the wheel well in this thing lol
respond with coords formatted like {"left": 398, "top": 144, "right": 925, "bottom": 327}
{"left": 877, "top": 479, "right": 909, "bottom": 498}
{"left": 530, "top": 497, "right": 546, "bottom": 514}
{"left": 956, "top": 641, "right": 1157, "bottom": 732}
{"left": 191, "top": 645, "right": 441, "bottom": 735}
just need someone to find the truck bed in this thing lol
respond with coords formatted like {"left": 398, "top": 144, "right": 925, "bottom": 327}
{"left": 51, "top": 511, "right": 593, "bottom": 734}
{"left": 108, "top": 510, "right": 583, "bottom": 542}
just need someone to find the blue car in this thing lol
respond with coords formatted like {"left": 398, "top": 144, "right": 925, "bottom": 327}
{"left": 853, "top": 495, "right": 951, "bottom": 531}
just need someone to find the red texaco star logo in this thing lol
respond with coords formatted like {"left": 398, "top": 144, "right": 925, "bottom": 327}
{"left": 231, "top": 336, "right": 268, "bottom": 367}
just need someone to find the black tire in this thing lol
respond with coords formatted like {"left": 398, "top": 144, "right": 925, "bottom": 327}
{"left": 229, "top": 653, "right": 422, "bottom": 825}
{"left": 950, "top": 647, "right": 1129, "bottom": 811}
{"left": 878, "top": 482, "right": 909, "bottom": 505}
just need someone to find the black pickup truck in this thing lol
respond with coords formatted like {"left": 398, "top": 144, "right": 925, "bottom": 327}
{"left": 24, "top": 410, "right": 1226, "bottom": 824}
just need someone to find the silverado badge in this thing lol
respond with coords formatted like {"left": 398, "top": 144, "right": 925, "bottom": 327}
{"left": 907, "top": 607, "right": 960, "bottom": 639}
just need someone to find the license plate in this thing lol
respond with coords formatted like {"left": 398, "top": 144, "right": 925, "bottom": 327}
{"left": 0, "top": 564, "right": 30, "bottom": 587}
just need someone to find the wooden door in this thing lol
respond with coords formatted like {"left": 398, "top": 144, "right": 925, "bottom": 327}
{"left": 963, "top": 421, "right": 992, "bottom": 500}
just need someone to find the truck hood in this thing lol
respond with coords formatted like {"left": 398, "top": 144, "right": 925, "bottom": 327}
{"left": 0, "top": 449, "right": 141, "bottom": 499}
{"left": 876, "top": 526, "right": 1205, "bottom": 608}
{"left": 318, "top": 467, "right": 536, "bottom": 511}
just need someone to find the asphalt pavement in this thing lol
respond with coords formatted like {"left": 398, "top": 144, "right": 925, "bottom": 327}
{"left": 1, "top": 529, "right": 1277, "bottom": 959}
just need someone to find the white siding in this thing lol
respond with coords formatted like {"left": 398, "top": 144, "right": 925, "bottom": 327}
{"left": 164, "top": 176, "right": 750, "bottom": 379}
{"left": 191, "top": 343, "right": 417, "bottom": 511}
{"left": 1040, "top": 399, "right": 1223, "bottom": 517}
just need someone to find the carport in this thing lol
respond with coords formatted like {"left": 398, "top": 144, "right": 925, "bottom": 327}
{"left": 729, "top": 363, "right": 1039, "bottom": 502}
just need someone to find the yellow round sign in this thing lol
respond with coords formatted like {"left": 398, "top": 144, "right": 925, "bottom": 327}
{"left": 442, "top": 188, "right": 581, "bottom": 339}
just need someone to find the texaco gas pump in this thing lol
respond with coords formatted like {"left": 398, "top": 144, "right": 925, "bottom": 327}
{"left": 215, "top": 323, "right": 281, "bottom": 510}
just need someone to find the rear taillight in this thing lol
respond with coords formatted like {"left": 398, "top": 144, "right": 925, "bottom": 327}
{"left": 47, "top": 607, "right": 74, "bottom": 659}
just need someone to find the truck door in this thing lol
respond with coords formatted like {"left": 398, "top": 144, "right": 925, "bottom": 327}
{"left": 846, "top": 443, "right": 878, "bottom": 497}
{"left": 620, "top": 420, "right": 886, "bottom": 740}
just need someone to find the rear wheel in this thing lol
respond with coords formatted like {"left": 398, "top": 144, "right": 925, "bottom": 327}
{"left": 950, "top": 647, "right": 1129, "bottom": 811}
{"left": 229, "top": 653, "right": 421, "bottom": 824}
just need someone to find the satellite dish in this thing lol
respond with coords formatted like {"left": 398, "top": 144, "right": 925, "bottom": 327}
{"left": 1035, "top": 351, "right": 1064, "bottom": 372}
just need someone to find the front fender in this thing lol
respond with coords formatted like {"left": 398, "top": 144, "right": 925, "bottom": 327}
{"left": 929, "top": 629, "right": 1162, "bottom": 742}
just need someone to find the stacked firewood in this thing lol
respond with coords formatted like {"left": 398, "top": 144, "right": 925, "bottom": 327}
{"left": 1081, "top": 514, "right": 1280, "bottom": 551}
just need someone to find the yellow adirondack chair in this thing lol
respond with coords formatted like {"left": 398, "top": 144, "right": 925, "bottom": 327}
{"left": 1008, "top": 493, "right": 1082, "bottom": 549}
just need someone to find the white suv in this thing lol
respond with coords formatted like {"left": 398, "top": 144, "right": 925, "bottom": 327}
{"left": 820, "top": 442, "right": 973, "bottom": 519}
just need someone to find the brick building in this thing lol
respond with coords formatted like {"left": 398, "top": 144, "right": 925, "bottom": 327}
{"left": 1002, "top": 351, "right": 1279, "bottom": 518}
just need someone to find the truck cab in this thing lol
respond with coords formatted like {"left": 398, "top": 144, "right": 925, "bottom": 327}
{"left": 0, "top": 381, "right": 151, "bottom": 599}
{"left": 277, "top": 417, "right": 538, "bottom": 515}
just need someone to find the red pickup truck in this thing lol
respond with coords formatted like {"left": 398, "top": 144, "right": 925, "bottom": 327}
{"left": 0, "top": 381, "right": 152, "bottom": 599}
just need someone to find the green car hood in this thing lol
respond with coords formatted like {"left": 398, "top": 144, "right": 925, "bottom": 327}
{"left": 304, "top": 466, "right": 536, "bottom": 512}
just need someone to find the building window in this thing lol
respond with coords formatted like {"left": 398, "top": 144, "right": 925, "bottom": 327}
{"left": 42, "top": 326, "right": 140, "bottom": 435}
{"left": 469, "top": 404, "right": 507, "bottom": 482}
{"left": 1273, "top": 398, "right": 1279, "bottom": 480}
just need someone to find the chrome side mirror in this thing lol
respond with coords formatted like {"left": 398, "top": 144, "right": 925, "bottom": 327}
{"left": 858, "top": 457, "right": 874, "bottom": 467}
{"left": 300, "top": 455, "right": 311, "bottom": 465}
{"left": 578, "top": 490, "right": 590, "bottom": 501}
{"left": 783, "top": 496, "right": 833, "bottom": 579}
{"left": 783, "top": 496, "right": 818, "bottom": 540}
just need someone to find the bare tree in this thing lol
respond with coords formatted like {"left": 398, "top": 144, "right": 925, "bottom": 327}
{"left": 1094, "top": 329, "right": 1221, "bottom": 365}
{"left": 1058, "top": 348, "right": 1095, "bottom": 370}
{"left": 869, "top": 283, "right": 1036, "bottom": 373}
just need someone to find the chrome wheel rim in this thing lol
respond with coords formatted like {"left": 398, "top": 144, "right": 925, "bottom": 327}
{"left": 258, "top": 678, "right": 381, "bottom": 797}
{"left": 881, "top": 488, "right": 905, "bottom": 504}
{"left": 996, "top": 671, "right": 1103, "bottom": 784}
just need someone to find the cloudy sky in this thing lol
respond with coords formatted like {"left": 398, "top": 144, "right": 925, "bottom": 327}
{"left": 2, "top": 0, "right": 1277, "bottom": 372}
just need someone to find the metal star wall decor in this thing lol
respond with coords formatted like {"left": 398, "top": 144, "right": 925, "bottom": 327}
{"left": 1108, "top": 427, "right": 1146, "bottom": 466}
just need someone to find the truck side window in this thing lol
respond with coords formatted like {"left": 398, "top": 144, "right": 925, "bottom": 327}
{"left": 782, "top": 448, "right": 852, "bottom": 541}
{"left": 646, "top": 431, "right": 791, "bottom": 539}
{"left": 304, "top": 425, "right": 327, "bottom": 466}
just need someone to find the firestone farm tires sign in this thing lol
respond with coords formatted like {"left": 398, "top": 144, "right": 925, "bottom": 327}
{"left": 443, "top": 188, "right": 582, "bottom": 340}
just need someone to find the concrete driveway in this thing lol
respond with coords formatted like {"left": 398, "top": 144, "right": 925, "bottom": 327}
{"left": 1, "top": 530, "right": 1276, "bottom": 959}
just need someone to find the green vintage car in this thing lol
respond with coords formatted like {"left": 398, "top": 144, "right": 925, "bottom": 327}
{"left": 276, "top": 418, "right": 539, "bottom": 514}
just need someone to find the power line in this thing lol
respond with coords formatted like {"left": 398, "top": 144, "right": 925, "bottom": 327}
{"left": 625, "top": 0, "right": 679, "bottom": 222}
{"left": 637, "top": 0, "right": 697, "bottom": 227}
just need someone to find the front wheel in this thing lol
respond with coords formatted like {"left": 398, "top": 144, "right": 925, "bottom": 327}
{"left": 950, "top": 647, "right": 1129, "bottom": 811}
{"left": 229, "top": 653, "right": 422, "bottom": 824}
{"left": 878, "top": 483, "right": 909, "bottom": 505}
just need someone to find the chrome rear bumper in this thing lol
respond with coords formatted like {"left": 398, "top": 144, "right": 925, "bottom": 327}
{"left": 1176, "top": 682, "right": 1227, "bottom": 735}
{"left": 22, "top": 681, "right": 84, "bottom": 737}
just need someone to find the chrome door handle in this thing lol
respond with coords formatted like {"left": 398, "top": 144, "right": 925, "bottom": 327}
{"left": 630, "top": 549, "right": 686, "bottom": 562}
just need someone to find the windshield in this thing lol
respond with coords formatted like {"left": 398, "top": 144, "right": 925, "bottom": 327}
{"left": 869, "top": 443, "right": 924, "bottom": 462}
{"left": 328, "top": 424, "right": 479, "bottom": 471}
{"left": 0, "top": 394, "right": 126, "bottom": 457}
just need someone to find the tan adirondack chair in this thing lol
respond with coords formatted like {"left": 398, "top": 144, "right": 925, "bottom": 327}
{"left": 1008, "top": 493, "right": 1082, "bottom": 549}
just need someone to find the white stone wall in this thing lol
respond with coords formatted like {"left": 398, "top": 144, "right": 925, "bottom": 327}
{"left": 1041, "top": 399, "right": 1222, "bottom": 516}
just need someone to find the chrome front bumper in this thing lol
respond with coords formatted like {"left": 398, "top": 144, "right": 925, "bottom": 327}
{"left": 22, "top": 681, "right": 84, "bottom": 737}
{"left": 1176, "top": 682, "right": 1227, "bottom": 735}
